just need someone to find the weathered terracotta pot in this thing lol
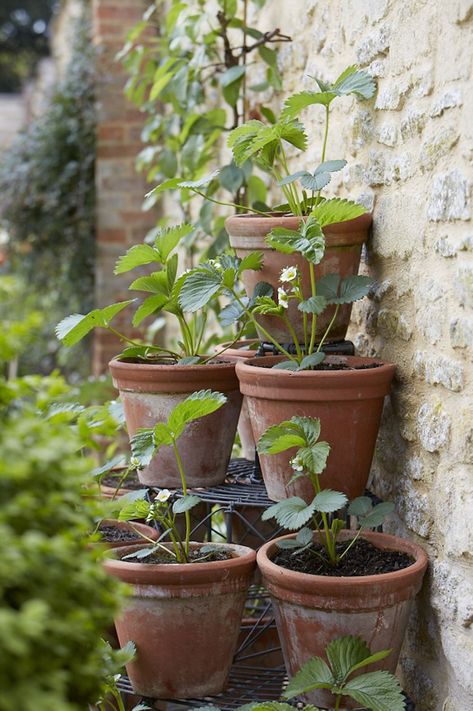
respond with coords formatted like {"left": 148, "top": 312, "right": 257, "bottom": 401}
{"left": 104, "top": 542, "right": 256, "bottom": 698}
{"left": 97, "top": 519, "right": 159, "bottom": 549}
{"left": 109, "top": 359, "right": 242, "bottom": 487}
{"left": 257, "top": 530, "right": 428, "bottom": 709}
{"left": 218, "top": 340, "right": 260, "bottom": 460}
{"left": 236, "top": 355, "right": 396, "bottom": 502}
{"left": 226, "top": 213, "right": 372, "bottom": 344}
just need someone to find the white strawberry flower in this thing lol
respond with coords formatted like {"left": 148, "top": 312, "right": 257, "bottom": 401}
{"left": 290, "top": 455, "right": 303, "bottom": 472}
{"left": 156, "top": 489, "right": 171, "bottom": 503}
{"left": 280, "top": 265, "right": 298, "bottom": 283}
{"left": 278, "top": 287, "right": 289, "bottom": 309}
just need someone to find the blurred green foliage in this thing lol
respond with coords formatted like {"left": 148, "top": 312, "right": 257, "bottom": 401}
{"left": 0, "top": 293, "right": 128, "bottom": 711}
{"left": 0, "top": 11, "right": 96, "bottom": 376}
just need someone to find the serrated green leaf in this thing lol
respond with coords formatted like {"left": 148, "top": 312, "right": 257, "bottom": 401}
{"left": 220, "top": 65, "right": 246, "bottom": 87}
{"left": 56, "top": 301, "right": 134, "bottom": 346}
{"left": 348, "top": 496, "right": 373, "bottom": 517}
{"left": 154, "top": 223, "right": 192, "bottom": 261}
{"left": 219, "top": 162, "right": 245, "bottom": 193}
{"left": 130, "top": 429, "right": 155, "bottom": 467}
{"left": 267, "top": 217, "right": 325, "bottom": 265}
{"left": 91, "top": 454, "right": 127, "bottom": 479}
{"left": 145, "top": 177, "right": 183, "bottom": 199}
{"left": 167, "top": 390, "right": 227, "bottom": 439}
{"left": 261, "top": 497, "right": 318, "bottom": 530}
{"left": 178, "top": 170, "right": 220, "bottom": 189}
{"left": 283, "top": 656, "right": 334, "bottom": 698}
{"left": 178, "top": 356, "right": 201, "bottom": 365}
{"left": 348, "top": 648, "right": 393, "bottom": 675}
{"left": 338, "top": 275, "right": 374, "bottom": 303}
{"left": 298, "top": 352, "right": 326, "bottom": 370}
{"left": 342, "top": 670, "right": 405, "bottom": 711}
{"left": 173, "top": 494, "right": 202, "bottom": 514}
{"left": 300, "top": 171, "right": 331, "bottom": 192}
{"left": 333, "top": 65, "right": 376, "bottom": 100}
{"left": 310, "top": 197, "right": 366, "bottom": 228}
{"left": 360, "top": 502, "right": 395, "bottom": 529}
{"left": 326, "top": 636, "right": 372, "bottom": 685}
{"left": 298, "top": 441, "right": 331, "bottom": 474}
{"left": 118, "top": 499, "right": 152, "bottom": 522}
{"left": 115, "top": 244, "right": 162, "bottom": 274}
{"left": 278, "top": 170, "right": 307, "bottom": 186}
{"left": 257, "top": 422, "right": 307, "bottom": 454}
{"left": 238, "top": 251, "right": 264, "bottom": 274}
{"left": 296, "top": 526, "right": 314, "bottom": 546}
{"left": 219, "top": 300, "right": 246, "bottom": 327}
{"left": 152, "top": 422, "right": 175, "bottom": 449}
{"left": 129, "top": 272, "right": 169, "bottom": 295}
{"left": 132, "top": 295, "right": 168, "bottom": 327}
{"left": 281, "top": 90, "right": 336, "bottom": 118}
{"left": 272, "top": 360, "right": 299, "bottom": 371}
{"left": 179, "top": 267, "right": 222, "bottom": 312}
{"left": 252, "top": 295, "right": 283, "bottom": 316}
{"left": 312, "top": 489, "right": 347, "bottom": 513}
{"left": 298, "top": 296, "right": 328, "bottom": 315}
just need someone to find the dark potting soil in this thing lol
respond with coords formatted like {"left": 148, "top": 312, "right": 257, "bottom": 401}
{"left": 101, "top": 469, "right": 142, "bottom": 490}
{"left": 99, "top": 525, "right": 142, "bottom": 543}
{"left": 273, "top": 538, "right": 414, "bottom": 577}
{"left": 120, "top": 549, "right": 234, "bottom": 565}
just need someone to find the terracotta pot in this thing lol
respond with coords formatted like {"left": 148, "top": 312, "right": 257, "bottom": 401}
{"left": 218, "top": 340, "right": 260, "bottom": 460}
{"left": 97, "top": 519, "right": 159, "bottom": 549}
{"left": 236, "top": 355, "right": 396, "bottom": 502}
{"left": 225, "top": 213, "right": 372, "bottom": 344}
{"left": 257, "top": 530, "right": 428, "bottom": 709}
{"left": 104, "top": 542, "right": 256, "bottom": 698}
{"left": 109, "top": 359, "right": 242, "bottom": 487}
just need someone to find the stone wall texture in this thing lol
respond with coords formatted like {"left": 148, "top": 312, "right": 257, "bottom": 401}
{"left": 253, "top": 1, "right": 472, "bottom": 708}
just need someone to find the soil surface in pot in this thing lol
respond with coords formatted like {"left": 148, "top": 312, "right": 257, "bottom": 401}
{"left": 119, "top": 549, "right": 234, "bottom": 565}
{"left": 273, "top": 538, "right": 414, "bottom": 576}
{"left": 98, "top": 524, "right": 145, "bottom": 544}
{"left": 101, "top": 470, "right": 142, "bottom": 490}
{"left": 256, "top": 360, "right": 383, "bottom": 371}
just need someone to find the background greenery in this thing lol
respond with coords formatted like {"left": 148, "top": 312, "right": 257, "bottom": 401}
{"left": 0, "top": 11, "right": 95, "bottom": 376}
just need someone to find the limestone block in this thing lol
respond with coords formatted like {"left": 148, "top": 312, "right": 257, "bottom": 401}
{"left": 427, "top": 170, "right": 471, "bottom": 222}
{"left": 450, "top": 316, "right": 473, "bottom": 347}
{"left": 356, "top": 25, "right": 390, "bottom": 64}
{"left": 375, "top": 83, "right": 406, "bottom": 110}
{"left": 455, "top": 264, "right": 473, "bottom": 308}
{"left": 377, "top": 122, "right": 398, "bottom": 146}
{"left": 430, "top": 88, "right": 463, "bottom": 117}
{"left": 432, "top": 559, "right": 473, "bottom": 627}
{"left": 377, "top": 308, "right": 413, "bottom": 341}
{"left": 400, "top": 109, "right": 427, "bottom": 141}
{"left": 435, "top": 235, "right": 459, "bottom": 257}
{"left": 419, "top": 127, "right": 459, "bottom": 171}
{"left": 417, "top": 401, "right": 451, "bottom": 452}
{"left": 415, "top": 351, "right": 465, "bottom": 392}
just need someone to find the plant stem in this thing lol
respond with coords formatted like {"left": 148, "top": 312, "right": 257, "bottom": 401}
{"left": 230, "top": 289, "right": 297, "bottom": 361}
{"left": 316, "top": 303, "right": 340, "bottom": 353}
{"left": 191, "top": 189, "right": 270, "bottom": 216}
{"left": 308, "top": 263, "right": 317, "bottom": 354}
{"left": 321, "top": 105, "right": 330, "bottom": 163}
{"left": 335, "top": 694, "right": 342, "bottom": 711}
{"left": 281, "top": 314, "right": 302, "bottom": 360}
{"left": 172, "top": 440, "right": 190, "bottom": 558}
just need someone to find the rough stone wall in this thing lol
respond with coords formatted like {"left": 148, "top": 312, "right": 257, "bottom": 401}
{"left": 91, "top": 0, "right": 158, "bottom": 373}
{"left": 253, "top": 1, "right": 472, "bottom": 709}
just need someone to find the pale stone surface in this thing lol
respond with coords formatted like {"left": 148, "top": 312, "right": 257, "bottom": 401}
{"left": 255, "top": 2, "right": 473, "bottom": 707}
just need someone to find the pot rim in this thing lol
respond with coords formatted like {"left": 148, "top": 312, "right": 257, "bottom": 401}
{"left": 104, "top": 541, "right": 257, "bottom": 585}
{"left": 225, "top": 212, "right": 373, "bottom": 236}
{"left": 109, "top": 357, "right": 240, "bottom": 393}
{"left": 237, "top": 354, "right": 395, "bottom": 379}
{"left": 97, "top": 519, "right": 159, "bottom": 546}
{"left": 257, "top": 530, "right": 428, "bottom": 591}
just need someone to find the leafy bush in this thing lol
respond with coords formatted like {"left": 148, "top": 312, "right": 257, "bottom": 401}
{"left": 0, "top": 374, "right": 127, "bottom": 711}
{"left": 0, "top": 10, "right": 96, "bottom": 375}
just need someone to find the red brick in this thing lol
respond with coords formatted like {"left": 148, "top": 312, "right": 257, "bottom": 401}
{"left": 97, "top": 144, "right": 141, "bottom": 159}
{"left": 98, "top": 124, "right": 125, "bottom": 141}
{"left": 96, "top": 6, "right": 143, "bottom": 22}
{"left": 98, "top": 229, "right": 128, "bottom": 244}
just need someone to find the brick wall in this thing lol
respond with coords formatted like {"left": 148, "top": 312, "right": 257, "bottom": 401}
{"left": 91, "top": 0, "right": 157, "bottom": 374}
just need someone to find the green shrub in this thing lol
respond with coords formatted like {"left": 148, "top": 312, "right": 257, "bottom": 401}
{"left": 0, "top": 375, "right": 127, "bottom": 711}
